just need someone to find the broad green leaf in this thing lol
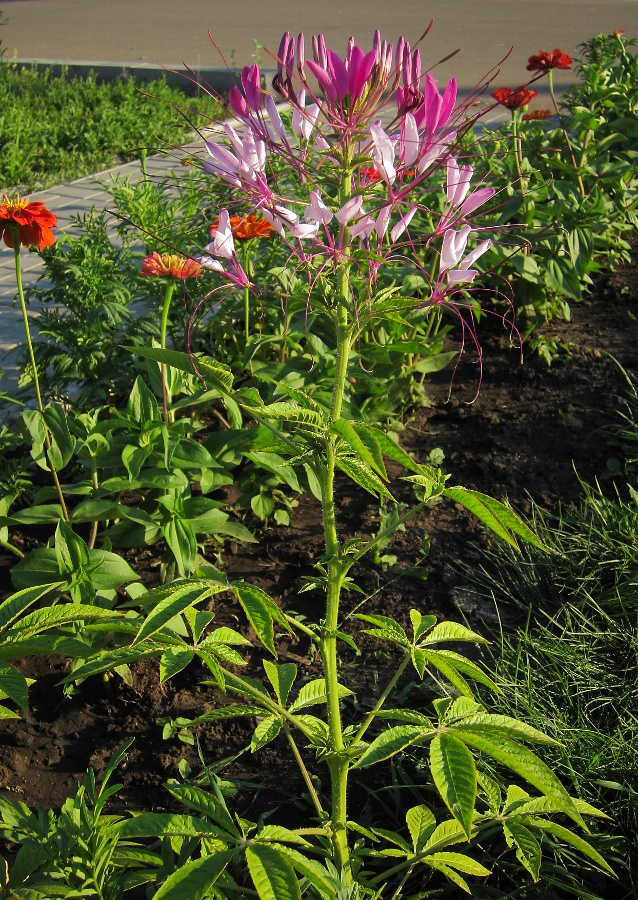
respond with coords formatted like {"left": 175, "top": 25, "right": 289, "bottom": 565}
{"left": 0, "top": 584, "right": 64, "bottom": 631}
{"left": 245, "top": 843, "right": 301, "bottom": 900}
{"left": 127, "top": 376, "right": 161, "bottom": 425}
{"left": 454, "top": 732, "right": 584, "bottom": 829}
{"left": 159, "top": 649, "right": 194, "bottom": 682}
{"left": 5, "top": 605, "right": 119, "bottom": 641}
{"left": 508, "top": 794, "right": 610, "bottom": 819}
{"left": 60, "top": 645, "right": 164, "bottom": 683}
{"left": 134, "top": 583, "right": 212, "bottom": 644}
{"left": 410, "top": 609, "right": 437, "bottom": 643}
{"left": 423, "top": 860, "right": 470, "bottom": 893}
{"left": 10, "top": 548, "right": 65, "bottom": 591}
{"left": 43, "top": 404, "right": 76, "bottom": 470}
{"left": 503, "top": 821, "right": 541, "bottom": 882}
{"left": 336, "top": 455, "right": 393, "bottom": 499}
{"left": 119, "top": 812, "right": 227, "bottom": 838}
{"left": 443, "top": 487, "right": 546, "bottom": 550}
{"left": 255, "top": 825, "right": 311, "bottom": 846}
{"left": 234, "top": 583, "right": 284, "bottom": 657}
{"left": 153, "top": 849, "right": 235, "bottom": 900}
{"left": 406, "top": 804, "right": 436, "bottom": 853}
{"left": 130, "top": 347, "right": 234, "bottom": 394}
{"left": 455, "top": 713, "right": 558, "bottom": 745}
{"left": 288, "top": 678, "right": 352, "bottom": 712}
{"left": 374, "top": 709, "right": 433, "bottom": 726}
{"left": 422, "top": 650, "right": 501, "bottom": 694}
{"left": 354, "top": 725, "right": 430, "bottom": 768}
{"left": 86, "top": 549, "right": 138, "bottom": 589}
{"left": 420, "top": 621, "right": 489, "bottom": 646}
{"left": 263, "top": 661, "right": 297, "bottom": 706}
{"left": 477, "top": 771, "right": 502, "bottom": 813}
{"left": 162, "top": 517, "right": 197, "bottom": 577}
{"left": 251, "top": 716, "right": 284, "bottom": 752}
{"left": 526, "top": 818, "right": 615, "bottom": 876}
{"left": 252, "top": 402, "right": 323, "bottom": 429}
{"left": 165, "top": 784, "right": 238, "bottom": 834}
{"left": 430, "top": 733, "right": 477, "bottom": 838}
{"left": 332, "top": 419, "right": 387, "bottom": 479}
{"left": 0, "top": 664, "right": 29, "bottom": 711}
{"left": 425, "top": 852, "right": 490, "bottom": 876}
{"left": 269, "top": 846, "right": 337, "bottom": 895}
{"left": 353, "top": 614, "right": 409, "bottom": 647}
{"left": 353, "top": 423, "right": 421, "bottom": 473}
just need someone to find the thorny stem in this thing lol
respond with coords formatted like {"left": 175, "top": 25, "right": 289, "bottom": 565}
{"left": 13, "top": 240, "right": 70, "bottom": 524}
{"left": 159, "top": 280, "right": 176, "bottom": 427}
{"left": 547, "top": 70, "right": 586, "bottom": 197}
{"left": 318, "top": 166, "right": 355, "bottom": 879}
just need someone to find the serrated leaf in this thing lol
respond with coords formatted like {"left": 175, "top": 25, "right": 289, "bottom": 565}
{"left": 0, "top": 664, "right": 29, "bottom": 711}
{"left": 288, "top": 678, "right": 352, "bottom": 712}
{"left": 503, "top": 821, "right": 541, "bottom": 881}
{"left": 234, "top": 583, "right": 279, "bottom": 656}
{"left": 424, "top": 860, "right": 470, "bottom": 893}
{"left": 353, "top": 423, "right": 421, "bottom": 473}
{"left": 271, "top": 846, "right": 337, "bottom": 895}
{"left": 254, "top": 825, "right": 311, "bottom": 846}
{"left": 426, "top": 852, "right": 490, "bottom": 876}
{"left": 423, "top": 650, "right": 501, "bottom": 694}
{"left": 453, "top": 732, "right": 584, "bottom": 829}
{"left": 374, "top": 708, "right": 433, "bottom": 726}
{"left": 354, "top": 725, "right": 430, "bottom": 768}
{"left": 119, "top": 812, "right": 227, "bottom": 838}
{"left": 444, "top": 487, "right": 546, "bottom": 550}
{"left": 134, "top": 583, "right": 211, "bottom": 644}
{"left": 455, "top": 713, "right": 558, "bottom": 745}
{"left": 410, "top": 609, "right": 437, "bottom": 643}
{"left": 159, "top": 649, "right": 194, "bottom": 683}
{"left": 336, "top": 455, "right": 393, "bottom": 499}
{"left": 406, "top": 804, "right": 436, "bottom": 853}
{"left": 353, "top": 614, "right": 409, "bottom": 646}
{"left": 153, "top": 849, "right": 235, "bottom": 900}
{"left": 263, "top": 661, "right": 297, "bottom": 706}
{"left": 251, "top": 715, "right": 283, "bottom": 752}
{"left": 430, "top": 733, "right": 477, "bottom": 838}
{"left": 332, "top": 419, "right": 387, "bottom": 479}
{"left": 245, "top": 843, "right": 301, "bottom": 900}
{"left": 420, "top": 621, "right": 489, "bottom": 646}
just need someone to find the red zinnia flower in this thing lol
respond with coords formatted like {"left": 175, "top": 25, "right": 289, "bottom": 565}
{"left": 527, "top": 49, "right": 573, "bottom": 72}
{"left": 522, "top": 108, "right": 553, "bottom": 121}
{"left": 491, "top": 87, "right": 538, "bottom": 110}
{"left": 141, "top": 252, "right": 202, "bottom": 279}
{"left": 0, "top": 194, "right": 56, "bottom": 251}
{"left": 209, "top": 214, "right": 273, "bottom": 240}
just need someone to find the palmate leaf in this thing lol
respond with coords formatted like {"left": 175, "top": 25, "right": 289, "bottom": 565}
{"left": 422, "top": 650, "right": 501, "bottom": 695}
{"left": 353, "top": 422, "right": 421, "bottom": 474}
{"left": 165, "top": 784, "right": 238, "bottom": 835}
{"left": 420, "top": 621, "right": 489, "bottom": 646}
{"left": 332, "top": 419, "right": 387, "bottom": 479}
{"left": 159, "top": 649, "right": 194, "bottom": 683}
{"left": 251, "top": 715, "right": 283, "bottom": 752}
{"left": 0, "top": 583, "right": 66, "bottom": 631}
{"left": 119, "top": 812, "right": 228, "bottom": 839}
{"left": 153, "top": 849, "right": 236, "bottom": 900}
{"left": 0, "top": 664, "right": 29, "bottom": 711}
{"left": 133, "top": 583, "right": 214, "bottom": 644}
{"left": 430, "top": 733, "right": 477, "bottom": 838}
{"left": 406, "top": 805, "right": 437, "bottom": 853}
{"left": 60, "top": 645, "right": 166, "bottom": 683}
{"left": 4, "top": 605, "right": 120, "bottom": 642}
{"left": 245, "top": 843, "right": 301, "bottom": 900}
{"left": 453, "top": 731, "right": 584, "bottom": 829}
{"left": 443, "top": 487, "right": 546, "bottom": 550}
{"left": 288, "top": 678, "right": 353, "bottom": 712}
{"left": 263, "top": 661, "right": 297, "bottom": 706}
{"left": 354, "top": 725, "right": 431, "bottom": 768}
{"left": 267, "top": 845, "right": 337, "bottom": 896}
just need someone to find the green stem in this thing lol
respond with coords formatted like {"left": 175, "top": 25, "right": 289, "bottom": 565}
{"left": 548, "top": 70, "right": 585, "bottom": 197}
{"left": 241, "top": 243, "right": 255, "bottom": 373}
{"left": 283, "top": 725, "right": 325, "bottom": 819}
{"left": 351, "top": 655, "right": 410, "bottom": 746}
{"left": 318, "top": 168, "right": 355, "bottom": 875}
{"left": 159, "top": 280, "right": 176, "bottom": 427}
{"left": 0, "top": 539, "right": 24, "bottom": 558}
{"left": 13, "top": 241, "right": 70, "bottom": 524}
{"left": 511, "top": 111, "right": 527, "bottom": 209}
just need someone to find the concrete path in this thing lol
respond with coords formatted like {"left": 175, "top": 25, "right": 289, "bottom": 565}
{"left": 3, "top": 0, "right": 637, "bottom": 92}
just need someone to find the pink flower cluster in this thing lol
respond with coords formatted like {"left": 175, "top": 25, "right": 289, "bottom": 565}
{"left": 199, "top": 30, "right": 497, "bottom": 307}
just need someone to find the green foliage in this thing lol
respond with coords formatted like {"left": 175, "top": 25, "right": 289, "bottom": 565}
{"left": 0, "top": 63, "right": 223, "bottom": 193}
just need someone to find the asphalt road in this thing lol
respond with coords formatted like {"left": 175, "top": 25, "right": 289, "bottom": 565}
{"left": 2, "top": 0, "right": 637, "bottom": 90}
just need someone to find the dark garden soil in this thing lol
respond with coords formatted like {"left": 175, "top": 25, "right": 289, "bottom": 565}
{"left": 0, "top": 259, "right": 636, "bottom": 825}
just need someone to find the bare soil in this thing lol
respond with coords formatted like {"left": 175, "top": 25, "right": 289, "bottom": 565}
{"left": 0, "top": 260, "right": 636, "bottom": 826}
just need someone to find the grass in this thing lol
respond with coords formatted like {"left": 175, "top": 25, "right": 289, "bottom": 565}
{"left": 456, "top": 483, "right": 638, "bottom": 897}
{"left": 0, "top": 60, "right": 224, "bottom": 193}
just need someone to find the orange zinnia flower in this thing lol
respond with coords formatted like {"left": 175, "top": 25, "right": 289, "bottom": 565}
{"left": 527, "top": 49, "right": 573, "bottom": 72}
{"left": 0, "top": 194, "right": 56, "bottom": 251}
{"left": 141, "top": 252, "right": 203, "bottom": 279}
{"left": 491, "top": 87, "right": 538, "bottom": 110}
{"left": 522, "top": 108, "right": 553, "bottom": 121}
{"left": 209, "top": 214, "right": 273, "bottom": 240}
